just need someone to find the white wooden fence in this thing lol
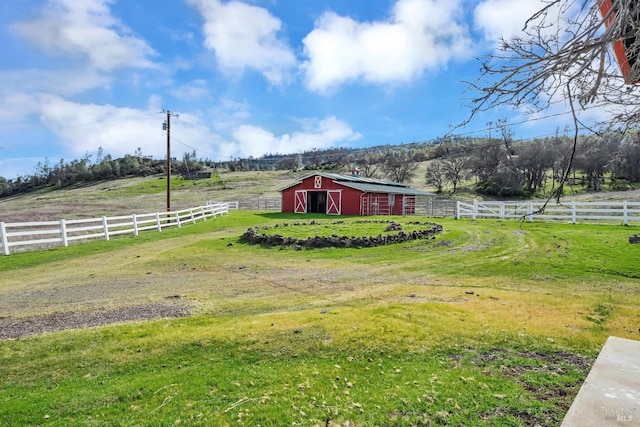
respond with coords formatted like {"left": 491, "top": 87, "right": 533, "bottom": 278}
{"left": 456, "top": 199, "right": 640, "bottom": 225}
{"left": 0, "top": 202, "right": 232, "bottom": 256}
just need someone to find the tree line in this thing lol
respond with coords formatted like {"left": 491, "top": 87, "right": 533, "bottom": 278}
{"left": 2, "top": 132, "right": 640, "bottom": 199}
{"left": 424, "top": 132, "right": 640, "bottom": 197}
{"left": 0, "top": 148, "right": 205, "bottom": 198}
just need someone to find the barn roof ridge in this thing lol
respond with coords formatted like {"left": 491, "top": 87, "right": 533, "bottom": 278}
{"left": 316, "top": 172, "right": 407, "bottom": 187}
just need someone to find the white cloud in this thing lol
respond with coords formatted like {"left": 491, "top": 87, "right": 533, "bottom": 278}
{"left": 473, "top": 0, "right": 581, "bottom": 45}
{"left": 0, "top": 92, "right": 41, "bottom": 121}
{"left": 26, "top": 95, "right": 216, "bottom": 161}
{"left": 0, "top": 68, "right": 111, "bottom": 98}
{"left": 188, "top": 0, "right": 296, "bottom": 85}
{"left": 208, "top": 99, "right": 251, "bottom": 132}
{"left": 473, "top": 0, "right": 545, "bottom": 42}
{"left": 12, "top": 0, "right": 155, "bottom": 72}
{"left": 2, "top": 94, "right": 358, "bottom": 167}
{"left": 170, "top": 79, "right": 212, "bottom": 101}
{"left": 231, "top": 116, "right": 361, "bottom": 158}
{"left": 301, "top": 0, "right": 473, "bottom": 93}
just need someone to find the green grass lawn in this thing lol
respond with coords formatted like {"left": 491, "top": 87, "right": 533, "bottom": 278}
{"left": 1, "top": 213, "right": 638, "bottom": 426}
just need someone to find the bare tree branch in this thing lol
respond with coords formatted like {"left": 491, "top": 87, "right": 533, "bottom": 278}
{"left": 458, "top": 0, "right": 640, "bottom": 216}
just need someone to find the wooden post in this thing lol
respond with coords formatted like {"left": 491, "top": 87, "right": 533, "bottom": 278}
{"left": 472, "top": 199, "right": 478, "bottom": 220}
{"left": 60, "top": 219, "right": 69, "bottom": 247}
{"left": 0, "top": 222, "right": 9, "bottom": 256}
{"left": 527, "top": 202, "right": 533, "bottom": 222}
{"left": 572, "top": 202, "right": 577, "bottom": 224}
{"left": 132, "top": 213, "right": 139, "bottom": 236}
{"left": 102, "top": 216, "right": 110, "bottom": 241}
{"left": 156, "top": 212, "right": 162, "bottom": 232}
{"left": 175, "top": 211, "right": 181, "bottom": 228}
{"left": 166, "top": 112, "right": 171, "bottom": 213}
{"left": 623, "top": 201, "right": 628, "bottom": 225}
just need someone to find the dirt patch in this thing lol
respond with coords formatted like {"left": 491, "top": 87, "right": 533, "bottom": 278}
{"left": 0, "top": 301, "right": 191, "bottom": 340}
{"left": 450, "top": 347, "right": 595, "bottom": 426}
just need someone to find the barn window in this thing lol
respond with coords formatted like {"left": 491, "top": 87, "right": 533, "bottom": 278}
{"left": 314, "top": 176, "right": 322, "bottom": 188}
{"left": 389, "top": 193, "right": 395, "bottom": 207}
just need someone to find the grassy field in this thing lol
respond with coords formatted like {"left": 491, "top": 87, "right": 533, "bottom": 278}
{"left": 0, "top": 170, "right": 302, "bottom": 223}
{"left": 1, "top": 205, "right": 639, "bottom": 426}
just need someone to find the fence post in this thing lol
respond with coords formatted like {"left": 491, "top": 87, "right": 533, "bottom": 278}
{"left": 623, "top": 201, "right": 628, "bottom": 226}
{"left": 0, "top": 222, "right": 9, "bottom": 256}
{"left": 571, "top": 202, "right": 577, "bottom": 224}
{"left": 175, "top": 211, "right": 181, "bottom": 228}
{"left": 455, "top": 201, "right": 460, "bottom": 220}
{"left": 527, "top": 202, "right": 533, "bottom": 222}
{"left": 472, "top": 199, "right": 478, "bottom": 220}
{"left": 60, "top": 219, "right": 69, "bottom": 247}
{"left": 500, "top": 202, "right": 505, "bottom": 219}
{"left": 156, "top": 212, "right": 162, "bottom": 232}
{"left": 102, "top": 216, "right": 110, "bottom": 240}
{"left": 190, "top": 208, "right": 196, "bottom": 224}
{"left": 132, "top": 213, "right": 139, "bottom": 236}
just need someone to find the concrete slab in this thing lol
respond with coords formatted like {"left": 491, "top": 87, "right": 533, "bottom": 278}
{"left": 562, "top": 336, "right": 639, "bottom": 426}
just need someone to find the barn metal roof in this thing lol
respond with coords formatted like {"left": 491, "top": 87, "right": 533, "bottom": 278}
{"left": 280, "top": 172, "right": 433, "bottom": 196}
{"left": 336, "top": 181, "right": 433, "bottom": 196}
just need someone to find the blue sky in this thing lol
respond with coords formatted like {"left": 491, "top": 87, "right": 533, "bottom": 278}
{"left": 0, "top": 0, "right": 600, "bottom": 180}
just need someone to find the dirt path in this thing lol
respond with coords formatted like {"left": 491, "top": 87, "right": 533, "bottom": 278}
{"left": 0, "top": 301, "right": 190, "bottom": 340}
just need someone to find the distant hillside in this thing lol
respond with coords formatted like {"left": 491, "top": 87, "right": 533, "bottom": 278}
{"left": 0, "top": 170, "right": 304, "bottom": 223}
{"left": 3, "top": 131, "right": 640, "bottom": 221}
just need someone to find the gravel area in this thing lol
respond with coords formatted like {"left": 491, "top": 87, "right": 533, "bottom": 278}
{"left": 0, "top": 301, "right": 191, "bottom": 340}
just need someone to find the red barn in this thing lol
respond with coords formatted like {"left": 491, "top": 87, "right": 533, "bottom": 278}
{"left": 280, "top": 173, "right": 432, "bottom": 216}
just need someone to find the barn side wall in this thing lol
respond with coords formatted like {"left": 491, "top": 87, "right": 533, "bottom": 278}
{"left": 281, "top": 175, "right": 363, "bottom": 215}
{"left": 281, "top": 190, "right": 296, "bottom": 213}
{"left": 281, "top": 175, "right": 421, "bottom": 216}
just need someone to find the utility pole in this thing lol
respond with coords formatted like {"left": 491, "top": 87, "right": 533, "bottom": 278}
{"left": 163, "top": 110, "right": 179, "bottom": 212}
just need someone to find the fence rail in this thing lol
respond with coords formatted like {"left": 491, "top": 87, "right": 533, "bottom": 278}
{"left": 0, "top": 202, "right": 231, "bottom": 256}
{"left": 231, "top": 196, "right": 458, "bottom": 218}
{"left": 456, "top": 200, "right": 640, "bottom": 225}
{"left": 415, "top": 199, "right": 458, "bottom": 218}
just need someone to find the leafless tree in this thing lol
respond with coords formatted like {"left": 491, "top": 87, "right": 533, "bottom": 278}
{"left": 357, "top": 153, "right": 382, "bottom": 178}
{"left": 574, "top": 133, "right": 618, "bottom": 191}
{"left": 611, "top": 133, "right": 640, "bottom": 182}
{"left": 381, "top": 151, "right": 417, "bottom": 183}
{"left": 463, "top": 0, "right": 640, "bottom": 200}
{"left": 277, "top": 156, "right": 299, "bottom": 171}
{"left": 442, "top": 154, "right": 470, "bottom": 194}
{"left": 468, "top": 140, "right": 506, "bottom": 182}
{"left": 514, "top": 140, "right": 556, "bottom": 193}
{"left": 425, "top": 161, "right": 446, "bottom": 193}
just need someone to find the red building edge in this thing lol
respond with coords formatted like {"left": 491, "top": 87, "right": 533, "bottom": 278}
{"left": 599, "top": 0, "right": 639, "bottom": 84}
{"left": 280, "top": 173, "right": 433, "bottom": 216}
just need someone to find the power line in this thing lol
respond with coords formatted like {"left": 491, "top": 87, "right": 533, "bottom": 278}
{"left": 171, "top": 137, "right": 223, "bottom": 159}
{"left": 449, "top": 104, "right": 606, "bottom": 138}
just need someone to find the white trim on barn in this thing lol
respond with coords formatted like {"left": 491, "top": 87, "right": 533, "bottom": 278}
{"left": 294, "top": 190, "right": 307, "bottom": 213}
{"left": 327, "top": 190, "right": 342, "bottom": 215}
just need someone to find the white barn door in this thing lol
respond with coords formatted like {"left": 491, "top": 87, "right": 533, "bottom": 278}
{"left": 327, "top": 190, "right": 341, "bottom": 215}
{"left": 294, "top": 190, "right": 307, "bottom": 213}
